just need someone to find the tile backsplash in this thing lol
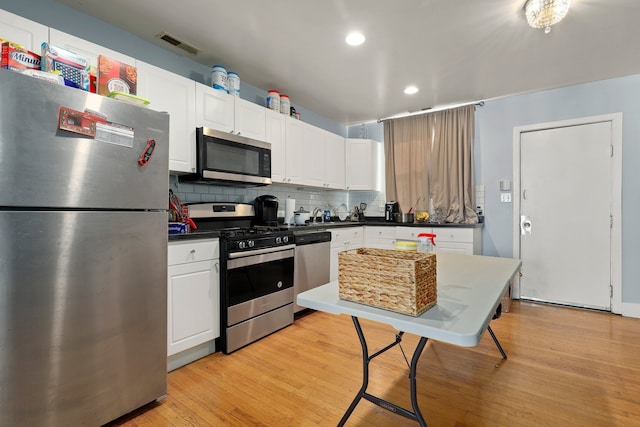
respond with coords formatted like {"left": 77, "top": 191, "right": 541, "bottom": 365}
{"left": 170, "top": 175, "right": 386, "bottom": 219}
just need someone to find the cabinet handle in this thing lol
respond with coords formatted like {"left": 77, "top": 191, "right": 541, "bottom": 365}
{"left": 190, "top": 249, "right": 196, "bottom": 254}
{"left": 215, "top": 262, "right": 219, "bottom": 272}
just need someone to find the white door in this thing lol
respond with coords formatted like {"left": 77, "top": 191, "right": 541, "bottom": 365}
{"left": 519, "top": 122, "right": 612, "bottom": 309}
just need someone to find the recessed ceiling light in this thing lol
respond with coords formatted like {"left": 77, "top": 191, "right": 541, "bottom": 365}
{"left": 345, "top": 31, "right": 366, "bottom": 46}
{"left": 404, "top": 86, "right": 419, "bottom": 95}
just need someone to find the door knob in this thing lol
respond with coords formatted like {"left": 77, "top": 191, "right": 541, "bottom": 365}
{"left": 520, "top": 215, "right": 532, "bottom": 235}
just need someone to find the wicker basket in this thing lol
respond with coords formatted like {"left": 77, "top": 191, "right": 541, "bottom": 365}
{"left": 338, "top": 248, "right": 437, "bottom": 316}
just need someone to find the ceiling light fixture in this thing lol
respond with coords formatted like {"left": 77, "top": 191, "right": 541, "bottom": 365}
{"left": 524, "top": 0, "right": 571, "bottom": 34}
{"left": 404, "top": 86, "right": 419, "bottom": 95}
{"left": 345, "top": 31, "right": 366, "bottom": 46}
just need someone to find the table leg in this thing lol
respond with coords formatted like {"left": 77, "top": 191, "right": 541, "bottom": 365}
{"left": 409, "top": 337, "right": 429, "bottom": 426}
{"left": 487, "top": 325, "right": 507, "bottom": 359}
{"left": 338, "top": 316, "right": 429, "bottom": 426}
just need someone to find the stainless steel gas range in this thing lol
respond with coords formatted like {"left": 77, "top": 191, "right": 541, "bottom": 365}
{"left": 187, "top": 202, "right": 295, "bottom": 353}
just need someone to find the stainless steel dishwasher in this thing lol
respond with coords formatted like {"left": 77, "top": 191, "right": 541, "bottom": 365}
{"left": 294, "top": 231, "right": 332, "bottom": 313}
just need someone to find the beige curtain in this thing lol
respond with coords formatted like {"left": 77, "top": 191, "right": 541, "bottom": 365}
{"left": 431, "top": 105, "right": 478, "bottom": 224}
{"left": 384, "top": 114, "right": 434, "bottom": 213}
{"left": 384, "top": 105, "right": 478, "bottom": 224}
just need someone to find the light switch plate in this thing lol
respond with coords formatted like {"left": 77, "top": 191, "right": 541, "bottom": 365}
{"left": 500, "top": 193, "right": 512, "bottom": 203}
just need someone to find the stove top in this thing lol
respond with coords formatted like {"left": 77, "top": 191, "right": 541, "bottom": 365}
{"left": 218, "top": 226, "right": 284, "bottom": 239}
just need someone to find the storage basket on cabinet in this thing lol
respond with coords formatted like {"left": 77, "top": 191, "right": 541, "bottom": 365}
{"left": 338, "top": 248, "right": 437, "bottom": 316}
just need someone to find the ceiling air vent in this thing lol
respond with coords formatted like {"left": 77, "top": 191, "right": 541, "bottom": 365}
{"left": 156, "top": 32, "right": 199, "bottom": 55}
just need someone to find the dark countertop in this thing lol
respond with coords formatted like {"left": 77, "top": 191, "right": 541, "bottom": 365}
{"left": 168, "top": 216, "right": 483, "bottom": 241}
{"left": 168, "top": 230, "right": 221, "bottom": 242}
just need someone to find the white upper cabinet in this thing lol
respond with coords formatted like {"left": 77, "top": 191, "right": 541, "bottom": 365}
{"left": 136, "top": 60, "right": 196, "bottom": 174}
{"left": 195, "top": 83, "right": 235, "bottom": 133}
{"left": 234, "top": 97, "right": 266, "bottom": 141}
{"left": 284, "top": 117, "right": 348, "bottom": 189}
{"left": 323, "top": 130, "right": 345, "bottom": 190}
{"left": 195, "top": 83, "right": 266, "bottom": 141}
{"left": 285, "top": 117, "right": 325, "bottom": 187}
{"left": 346, "top": 138, "right": 381, "bottom": 191}
{"left": 0, "top": 9, "right": 48, "bottom": 52}
{"left": 265, "top": 109, "right": 286, "bottom": 184}
{"left": 49, "top": 28, "right": 135, "bottom": 69}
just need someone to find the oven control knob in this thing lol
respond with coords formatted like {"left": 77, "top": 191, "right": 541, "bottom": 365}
{"left": 283, "top": 236, "right": 289, "bottom": 243}
{"left": 239, "top": 241, "right": 246, "bottom": 249}
{"left": 275, "top": 236, "right": 282, "bottom": 244}
{"left": 248, "top": 240, "right": 255, "bottom": 248}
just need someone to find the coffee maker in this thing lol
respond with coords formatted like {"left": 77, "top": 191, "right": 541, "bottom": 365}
{"left": 253, "top": 195, "right": 279, "bottom": 226}
{"left": 385, "top": 201, "right": 400, "bottom": 221}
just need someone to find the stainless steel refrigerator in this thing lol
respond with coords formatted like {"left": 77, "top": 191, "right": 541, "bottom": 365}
{"left": 0, "top": 69, "right": 169, "bottom": 425}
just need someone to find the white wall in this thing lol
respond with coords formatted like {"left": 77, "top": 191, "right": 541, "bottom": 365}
{"left": 476, "top": 74, "right": 640, "bottom": 304}
{"left": 0, "top": 0, "right": 347, "bottom": 136}
{"left": 348, "top": 74, "right": 640, "bottom": 304}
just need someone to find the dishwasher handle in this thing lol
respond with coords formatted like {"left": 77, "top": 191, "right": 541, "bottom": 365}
{"left": 294, "top": 231, "right": 332, "bottom": 245}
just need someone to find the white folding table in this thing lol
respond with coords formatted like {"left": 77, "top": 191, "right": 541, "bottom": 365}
{"left": 297, "top": 253, "right": 521, "bottom": 426}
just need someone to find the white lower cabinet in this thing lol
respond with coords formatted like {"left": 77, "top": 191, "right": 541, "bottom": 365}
{"left": 431, "top": 227, "right": 482, "bottom": 255}
{"left": 167, "top": 239, "right": 220, "bottom": 371}
{"left": 395, "top": 226, "right": 482, "bottom": 255}
{"left": 363, "top": 226, "right": 396, "bottom": 249}
{"left": 330, "top": 227, "right": 364, "bottom": 282}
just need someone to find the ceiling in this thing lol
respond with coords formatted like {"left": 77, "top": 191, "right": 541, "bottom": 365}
{"left": 55, "top": 0, "right": 640, "bottom": 126}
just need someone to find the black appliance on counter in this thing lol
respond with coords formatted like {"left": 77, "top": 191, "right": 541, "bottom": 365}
{"left": 186, "top": 202, "right": 294, "bottom": 354}
{"left": 253, "top": 194, "right": 279, "bottom": 226}
{"left": 385, "top": 201, "right": 400, "bottom": 221}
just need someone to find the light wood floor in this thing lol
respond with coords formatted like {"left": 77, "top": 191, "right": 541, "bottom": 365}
{"left": 108, "top": 301, "right": 640, "bottom": 426}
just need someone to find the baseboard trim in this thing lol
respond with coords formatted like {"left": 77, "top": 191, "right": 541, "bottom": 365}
{"left": 621, "top": 302, "right": 640, "bottom": 318}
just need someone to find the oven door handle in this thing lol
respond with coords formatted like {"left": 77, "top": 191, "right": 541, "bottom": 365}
{"left": 228, "top": 244, "right": 296, "bottom": 259}
{"left": 227, "top": 247, "right": 295, "bottom": 270}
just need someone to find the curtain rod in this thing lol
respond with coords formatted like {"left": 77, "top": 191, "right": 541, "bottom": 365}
{"left": 377, "top": 100, "right": 484, "bottom": 123}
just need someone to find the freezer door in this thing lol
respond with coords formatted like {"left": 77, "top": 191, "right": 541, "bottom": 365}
{"left": 0, "top": 211, "right": 167, "bottom": 426}
{"left": 0, "top": 70, "right": 169, "bottom": 210}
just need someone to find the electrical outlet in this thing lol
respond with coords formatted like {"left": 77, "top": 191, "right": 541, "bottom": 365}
{"left": 500, "top": 193, "right": 512, "bottom": 203}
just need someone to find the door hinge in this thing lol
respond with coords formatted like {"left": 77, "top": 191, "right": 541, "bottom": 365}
{"left": 610, "top": 144, "right": 614, "bottom": 157}
{"left": 610, "top": 284, "right": 614, "bottom": 298}
{"left": 610, "top": 214, "right": 613, "bottom": 229}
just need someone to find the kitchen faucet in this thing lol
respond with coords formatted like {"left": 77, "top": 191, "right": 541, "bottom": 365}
{"left": 312, "top": 207, "right": 322, "bottom": 222}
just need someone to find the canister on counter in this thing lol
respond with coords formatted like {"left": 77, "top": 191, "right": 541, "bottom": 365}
{"left": 211, "top": 65, "right": 227, "bottom": 92}
{"left": 227, "top": 71, "right": 240, "bottom": 96}
{"left": 266, "top": 90, "right": 280, "bottom": 112}
{"left": 279, "top": 95, "right": 290, "bottom": 115}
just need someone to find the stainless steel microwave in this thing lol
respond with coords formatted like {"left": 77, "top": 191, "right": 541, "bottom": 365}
{"left": 188, "top": 127, "right": 272, "bottom": 186}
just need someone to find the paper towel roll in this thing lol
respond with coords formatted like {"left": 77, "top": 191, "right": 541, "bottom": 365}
{"left": 285, "top": 198, "right": 296, "bottom": 225}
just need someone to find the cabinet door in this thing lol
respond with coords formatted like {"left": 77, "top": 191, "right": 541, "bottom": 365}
{"left": 0, "top": 10, "right": 48, "bottom": 52}
{"left": 284, "top": 117, "right": 302, "bottom": 185}
{"left": 324, "top": 131, "right": 345, "bottom": 189}
{"left": 137, "top": 61, "right": 196, "bottom": 173}
{"left": 234, "top": 97, "right": 266, "bottom": 141}
{"left": 330, "top": 246, "right": 342, "bottom": 282}
{"left": 395, "top": 226, "right": 433, "bottom": 241}
{"left": 298, "top": 122, "right": 326, "bottom": 187}
{"left": 266, "top": 109, "right": 286, "bottom": 184}
{"left": 330, "top": 227, "right": 363, "bottom": 281}
{"left": 346, "top": 138, "right": 374, "bottom": 190}
{"left": 167, "top": 259, "right": 220, "bottom": 356}
{"left": 49, "top": 28, "right": 135, "bottom": 70}
{"left": 195, "top": 83, "right": 234, "bottom": 133}
{"left": 364, "top": 226, "right": 396, "bottom": 249}
{"left": 434, "top": 242, "right": 472, "bottom": 255}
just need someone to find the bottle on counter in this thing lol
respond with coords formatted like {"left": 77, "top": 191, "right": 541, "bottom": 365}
{"left": 417, "top": 233, "right": 437, "bottom": 253}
